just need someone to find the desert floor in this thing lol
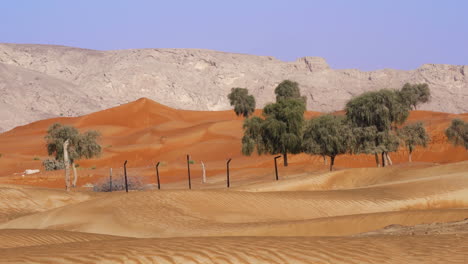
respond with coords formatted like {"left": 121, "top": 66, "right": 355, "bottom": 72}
{"left": 0, "top": 98, "right": 467, "bottom": 263}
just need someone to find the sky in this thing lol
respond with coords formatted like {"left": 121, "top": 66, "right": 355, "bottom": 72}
{"left": 1, "top": 0, "right": 467, "bottom": 70}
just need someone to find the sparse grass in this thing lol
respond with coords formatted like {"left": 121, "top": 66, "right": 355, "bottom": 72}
{"left": 0, "top": 153, "right": 2, "bottom": 158}
{"left": 106, "top": 145, "right": 113, "bottom": 148}
{"left": 90, "top": 166, "right": 96, "bottom": 170}
{"left": 189, "top": 160, "right": 195, "bottom": 164}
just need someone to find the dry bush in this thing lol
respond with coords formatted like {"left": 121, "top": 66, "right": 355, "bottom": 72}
{"left": 93, "top": 175, "right": 144, "bottom": 192}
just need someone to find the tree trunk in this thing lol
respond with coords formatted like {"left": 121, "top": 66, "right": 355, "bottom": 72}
{"left": 385, "top": 153, "right": 393, "bottom": 166}
{"left": 322, "top": 155, "right": 327, "bottom": 165}
{"left": 381, "top": 152, "right": 386, "bottom": 167}
{"left": 201, "top": 161, "right": 206, "bottom": 184}
{"left": 408, "top": 150, "right": 412, "bottom": 163}
{"left": 72, "top": 161, "right": 78, "bottom": 187}
{"left": 63, "top": 139, "right": 71, "bottom": 191}
{"left": 375, "top": 153, "right": 380, "bottom": 167}
{"left": 283, "top": 152, "right": 288, "bottom": 167}
{"left": 329, "top": 156, "right": 335, "bottom": 171}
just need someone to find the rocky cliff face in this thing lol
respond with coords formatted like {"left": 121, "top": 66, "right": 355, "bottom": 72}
{"left": 0, "top": 43, "right": 467, "bottom": 132}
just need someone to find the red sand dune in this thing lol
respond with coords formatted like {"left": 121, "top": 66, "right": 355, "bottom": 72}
{"left": 0, "top": 98, "right": 466, "bottom": 188}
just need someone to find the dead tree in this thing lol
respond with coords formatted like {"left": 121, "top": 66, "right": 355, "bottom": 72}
{"left": 201, "top": 161, "right": 206, "bottom": 184}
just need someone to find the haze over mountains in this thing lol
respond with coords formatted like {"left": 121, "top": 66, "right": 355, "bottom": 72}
{"left": 1, "top": 43, "right": 467, "bottom": 132}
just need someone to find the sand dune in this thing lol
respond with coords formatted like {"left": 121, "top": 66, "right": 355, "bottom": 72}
{"left": 2, "top": 163, "right": 467, "bottom": 239}
{"left": 0, "top": 98, "right": 467, "bottom": 189}
{"left": 1, "top": 235, "right": 467, "bottom": 263}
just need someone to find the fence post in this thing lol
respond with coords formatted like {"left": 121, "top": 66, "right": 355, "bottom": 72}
{"left": 274, "top": 155, "right": 282, "bottom": 181}
{"left": 124, "top": 160, "right": 128, "bottom": 193}
{"left": 226, "top": 158, "right": 232, "bottom": 188}
{"left": 187, "top": 154, "right": 191, "bottom": 190}
{"left": 109, "top": 168, "right": 113, "bottom": 192}
{"left": 156, "top": 162, "right": 161, "bottom": 190}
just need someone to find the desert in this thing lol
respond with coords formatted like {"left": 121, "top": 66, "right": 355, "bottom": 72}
{"left": 0, "top": 96, "right": 467, "bottom": 263}
{"left": 2, "top": 1, "right": 468, "bottom": 263}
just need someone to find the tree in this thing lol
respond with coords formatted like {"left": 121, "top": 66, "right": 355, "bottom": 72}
{"left": 227, "top": 88, "right": 256, "bottom": 118}
{"left": 399, "top": 83, "right": 431, "bottom": 110}
{"left": 398, "top": 122, "right": 430, "bottom": 162}
{"left": 445, "top": 119, "right": 468, "bottom": 150}
{"left": 242, "top": 81, "right": 306, "bottom": 166}
{"left": 303, "top": 115, "right": 353, "bottom": 171}
{"left": 345, "top": 89, "right": 410, "bottom": 166}
{"left": 274, "top": 80, "right": 307, "bottom": 103}
{"left": 45, "top": 123, "right": 102, "bottom": 188}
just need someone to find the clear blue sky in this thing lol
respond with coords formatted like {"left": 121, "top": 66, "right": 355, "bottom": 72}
{"left": 1, "top": 0, "right": 467, "bottom": 70}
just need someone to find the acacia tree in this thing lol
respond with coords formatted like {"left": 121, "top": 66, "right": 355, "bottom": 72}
{"left": 303, "top": 115, "right": 353, "bottom": 171}
{"left": 345, "top": 89, "right": 410, "bottom": 167}
{"left": 227, "top": 87, "right": 256, "bottom": 118}
{"left": 398, "top": 122, "right": 430, "bottom": 162}
{"left": 399, "top": 83, "right": 431, "bottom": 110}
{"left": 45, "top": 123, "right": 102, "bottom": 187}
{"left": 445, "top": 119, "right": 468, "bottom": 150}
{"left": 242, "top": 80, "right": 305, "bottom": 166}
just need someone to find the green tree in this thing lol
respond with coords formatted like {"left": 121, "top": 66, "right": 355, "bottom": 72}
{"left": 45, "top": 123, "right": 102, "bottom": 188}
{"left": 303, "top": 115, "right": 353, "bottom": 171}
{"left": 398, "top": 122, "right": 430, "bottom": 162}
{"left": 345, "top": 89, "right": 410, "bottom": 166}
{"left": 227, "top": 87, "right": 256, "bottom": 118}
{"left": 445, "top": 119, "right": 468, "bottom": 150}
{"left": 242, "top": 81, "right": 306, "bottom": 166}
{"left": 274, "top": 80, "right": 307, "bottom": 103}
{"left": 399, "top": 83, "right": 431, "bottom": 110}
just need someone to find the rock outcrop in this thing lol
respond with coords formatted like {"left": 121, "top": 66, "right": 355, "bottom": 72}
{"left": 0, "top": 43, "right": 467, "bottom": 132}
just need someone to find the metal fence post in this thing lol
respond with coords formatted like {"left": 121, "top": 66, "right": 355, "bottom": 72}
{"left": 274, "top": 155, "right": 282, "bottom": 181}
{"left": 226, "top": 158, "right": 232, "bottom": 188}
{"left": 187, "top": 155, "right": 191, "bottom": 190}
{"left": 156, "top": 162, "right": 161, "bottom": 190}
{"left": 124, "top": 160, "right": 128, "bottom": 193}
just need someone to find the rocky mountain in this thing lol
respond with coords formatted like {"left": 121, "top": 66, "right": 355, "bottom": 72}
{"left": 0, "top": 43, "right": 467, "bottom": 132}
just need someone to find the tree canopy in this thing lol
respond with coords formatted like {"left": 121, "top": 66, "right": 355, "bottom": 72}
{"left": 445, "top": 119, "right": 468, "bottom": 150}
{"left": 345, "top": 88, "right": 412, "bottom": 166}
{"left": 241, "top": 80, "right": 306, "bottom": 166}
{"left": 274, "top": 80, "right": 307, "bottom": 103}
{"left": 399, "top": 83, "right": 431, "bottom": 110}
{"left": 227, "top": 87, "right": 256, "bottom": 118}
{"left": 45, "top": 123, "right": 102, "bottom": 187}
{"left": 345, "top": 89, "right": 410, "bottom": 132}
{"left": 398, "top": 122, "right": 429, "bottom": 162}
{"left": 303, "top": 115, "right": 353, "bottom": 171}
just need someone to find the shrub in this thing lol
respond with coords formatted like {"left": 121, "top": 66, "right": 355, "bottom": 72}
{"left": 189, "top": 160, "right": 195, "bottom": 164}
{"left": 42, "top": 158, "right": 65, "bottom": 171}
{"left": 93, "top": 175, "right": 144, "bottom": 192}
{"left": 33, "top": 156, "right": 40, "bottom": 161}
{"left": 90, "top": 165, "right": 96, "bottom": 170}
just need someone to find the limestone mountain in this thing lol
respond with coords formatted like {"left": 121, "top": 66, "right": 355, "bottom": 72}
{"left": 0, "top": 43, "right": 466, "bottom": 132}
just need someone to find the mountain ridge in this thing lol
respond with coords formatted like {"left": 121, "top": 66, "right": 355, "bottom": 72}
{"left": 1, "top": 43, "right": 467, "bottom": 132}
